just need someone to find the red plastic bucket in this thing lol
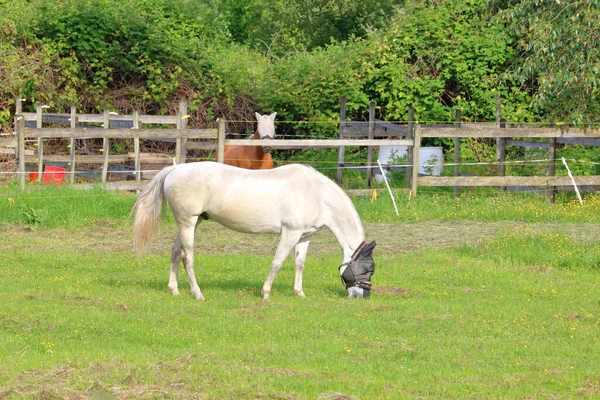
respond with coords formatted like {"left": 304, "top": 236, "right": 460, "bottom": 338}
{"left": 29, "top": 166, "right": 65, "bottom": 185}
{"left": 43, "top": 166, "right": 65, "bottom": 185}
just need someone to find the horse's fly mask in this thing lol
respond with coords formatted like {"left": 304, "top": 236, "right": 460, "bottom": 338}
{"left": 339, "top": 241, "right": 376, "bottom": 298}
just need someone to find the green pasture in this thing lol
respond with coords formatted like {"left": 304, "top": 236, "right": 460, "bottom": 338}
{"left": 1, "top": 186, "right": 600, "bottom": 398}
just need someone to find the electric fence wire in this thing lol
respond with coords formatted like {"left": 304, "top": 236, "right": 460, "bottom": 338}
{"left": 1, "top": 157, "right": 599, "bottom": 176}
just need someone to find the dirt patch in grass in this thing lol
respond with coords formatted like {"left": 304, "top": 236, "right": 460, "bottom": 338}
{"left": 2, "top": 221, "right": 600, "bottom": 257}
{"left": 373, "top": 285, "right": 410, "bottom": 296}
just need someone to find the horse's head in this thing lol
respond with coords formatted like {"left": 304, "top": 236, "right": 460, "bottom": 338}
{"left": 255, "top": 112, "right": 277, "bottom": 153}
{"left": 339, "top": 241, "right": 376, "bottom": 298}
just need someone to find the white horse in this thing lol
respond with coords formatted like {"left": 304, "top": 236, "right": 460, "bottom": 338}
{"left": 132, "top": 162, "right": 375, "bottom": 300}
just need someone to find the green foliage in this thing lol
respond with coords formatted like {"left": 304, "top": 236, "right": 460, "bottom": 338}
{"left": 21, "top": 0, "right": 190, "bottom": 109}
{"left": 355, "top": 0, "right": 531, "bottom": 123}
{"left": 557, "top": 145, "right": 600, "bottom": 177}
{"left": 219, "top": 0, "right": 264, "bottom": 45}
{"left": 257, "top": 44, "right": 368, "bottom": 136}
{"left": 1, "top": 0, "right": 597, "bottom": 150}
{"left": 0, "top": 0, "right": 233, "bottom": 117}
{"left": 220, "top": 0, "right": 405, "bottom": 53}
{"left": 498, "top": 0, "right": 600, "bottom": 123}
{"left": 254, "top": 0, "right": 537, "bottom": 134}
{"left": 19, "top": 204, "right": 46, "bottom": 225}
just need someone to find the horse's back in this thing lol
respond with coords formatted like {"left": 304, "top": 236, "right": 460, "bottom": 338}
{"left": 162, "top": 162, "right": 340, "bottom": 233}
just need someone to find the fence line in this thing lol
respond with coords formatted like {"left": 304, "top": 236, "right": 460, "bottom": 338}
{"left": 4, "top": 156, "right": 598, "bottom": 176}
{"left": 6, "top": 96, "right": 600, "bottom": 197}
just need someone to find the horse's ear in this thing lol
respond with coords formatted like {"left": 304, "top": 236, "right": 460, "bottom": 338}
{"left": 255, "top": 112, "right": 261, "bottom": 121}
{"left": 365, "top": 241, "right": 376, "bottom": 252}
{"left": 269, "top": 112, "right": 277, "bottom": 120}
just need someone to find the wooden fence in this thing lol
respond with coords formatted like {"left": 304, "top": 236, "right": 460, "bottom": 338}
{"left": 337, "top": 96, "right": 600, "bottom": 197}
{"left": 9, "top": 99, "right": 410, "bottom": 192}
{"left": 416, "top": 124, "right": 600, "bottom": 195}
{"left": 6, "top": 97, "right": 600, "bottom": 197}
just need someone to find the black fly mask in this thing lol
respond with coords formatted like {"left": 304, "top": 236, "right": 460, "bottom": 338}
{"left": 339, "top": 241, "right": 376, "bottom": 298}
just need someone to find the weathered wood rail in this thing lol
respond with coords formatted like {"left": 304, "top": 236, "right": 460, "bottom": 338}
{"left": 6, "top": 96, "right": 600, "bottom": 198}
{"left": 415, "top": 124, "right": 600, "bottom": 195}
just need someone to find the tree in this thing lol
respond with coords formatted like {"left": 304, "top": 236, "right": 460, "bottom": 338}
{"left": 355, "top": 0, "right": 531, "bottom": 123}
{"left": 237, "top": 0, "right": 405, "bottom": 53}
{"left": 499, "top": 0, "right": 600, "bottom": 123}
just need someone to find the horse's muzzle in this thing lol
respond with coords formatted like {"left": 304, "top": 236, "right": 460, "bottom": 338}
{"left": 339, "top": 241, "right": 376, "bottom": 299}
{"left": 348, "top": 286, "right": 370, "bottom": 298}
{"left": 261, "top": 136, "right": 273, "bottom": 153}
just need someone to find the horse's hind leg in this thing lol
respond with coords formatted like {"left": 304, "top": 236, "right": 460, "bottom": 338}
{"left": 169, "top": 234, "right": 183, "bottom": 295}
{"left": 293, "top": 239, "right": 311, "bottom": 298}
{"left": 180, "top": 224, "right": 204, "bottom": 300}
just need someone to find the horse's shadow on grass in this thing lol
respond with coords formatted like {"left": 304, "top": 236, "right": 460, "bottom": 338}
{"left": 104, "top": 276, "right": 348, "bottom": 299}
{"left": 104, "top": 276, "right": 263, "bottom": 298}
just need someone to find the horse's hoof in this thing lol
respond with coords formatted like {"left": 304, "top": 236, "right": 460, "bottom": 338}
{"left": 170, "top": 288, "right": 180, "bottom": 296}
{"left": 294, "top": 290, "right": 306, "bottom": 298}
{"left": 261, "top": 288, "right": 270, "bottom": 300}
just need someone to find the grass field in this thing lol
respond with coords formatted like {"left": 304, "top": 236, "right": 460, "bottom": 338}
{"left": 1, "top": 185, "right": 600, "bottom": 399}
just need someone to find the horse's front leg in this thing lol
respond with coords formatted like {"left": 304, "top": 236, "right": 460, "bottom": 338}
{"left": 178, "top": 222, "right": 204, "bottom": 300}
{"left": 293, "top": 239, "right": 311, "bottom": 298}
{"left": 262, "top": 229, "right": 301, "bottom": 300}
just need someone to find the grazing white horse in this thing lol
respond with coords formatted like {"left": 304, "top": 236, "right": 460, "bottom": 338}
{"left": 132, "top": 162, "right": 375, "bottom": 300}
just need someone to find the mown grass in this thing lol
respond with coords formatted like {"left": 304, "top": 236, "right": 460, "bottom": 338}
{"left": 1, "top": 184, "right": 600, "bottom": 398}
{"left": 1, "top": 231, "right": 599, "bottom": 398}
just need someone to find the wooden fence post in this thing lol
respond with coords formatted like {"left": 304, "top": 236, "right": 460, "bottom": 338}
{"left": 14, "top": 96, "right": 22, "bottom": 135}
{"left": 548, "top": 138, "right": 557, "bottom": 202}
{"left": 217, "top": 119, "right": 225, "bottom": 163}
{"left": 411, "top": 124, "right": 421, "bottom": 198}
{"left": 133, "top": 110, "right": 141, "bottom": 182}
{"left": 176, "top": 97, "right": 188, "bottom": 164}
{"left": 337, "top": 96, "right": 347, "bottom": 184}
{"left": 36, "top": 103, "right": 43, "bottom": 184}
{"left": 496, "top": 94, "right": 506, "bottom": 192}
{"left": 454, "top": 109, "right": 461, "bottom": 197}
{"left": 69, "top": 105, "right": 78, "bottom": 184}
{"left": 101, "top": 110, "right": 110, "bottom": 183}
{"left": 17, "top": 113, "right": 25, "bottom": 189}
{"left": 367, "top": 101, "right": 375, "bottom": 187}
{"left": 406, "top": 105, "right": 414, "bottom": 189}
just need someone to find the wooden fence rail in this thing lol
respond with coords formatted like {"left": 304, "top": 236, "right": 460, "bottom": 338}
{"left": 7, "top": 97, "right": 600, "bottom": 198}
{"left": 12, "top": 108, "right": 410, "bottom": 191}
{"left": 414, "top": 124, "right": 600, "bottom": 196}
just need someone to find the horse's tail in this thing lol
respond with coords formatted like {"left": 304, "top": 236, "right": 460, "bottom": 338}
{"left": 132, "top": 165, "right": 178, "bottom": 257}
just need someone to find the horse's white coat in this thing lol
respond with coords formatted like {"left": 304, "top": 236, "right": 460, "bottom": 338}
{"left": 133, "top": 162, "right": 367, "bottom": 300}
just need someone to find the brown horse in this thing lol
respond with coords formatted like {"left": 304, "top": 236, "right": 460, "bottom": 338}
{"left": 221, "top": 112, "right": 277, "bottom": 169}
